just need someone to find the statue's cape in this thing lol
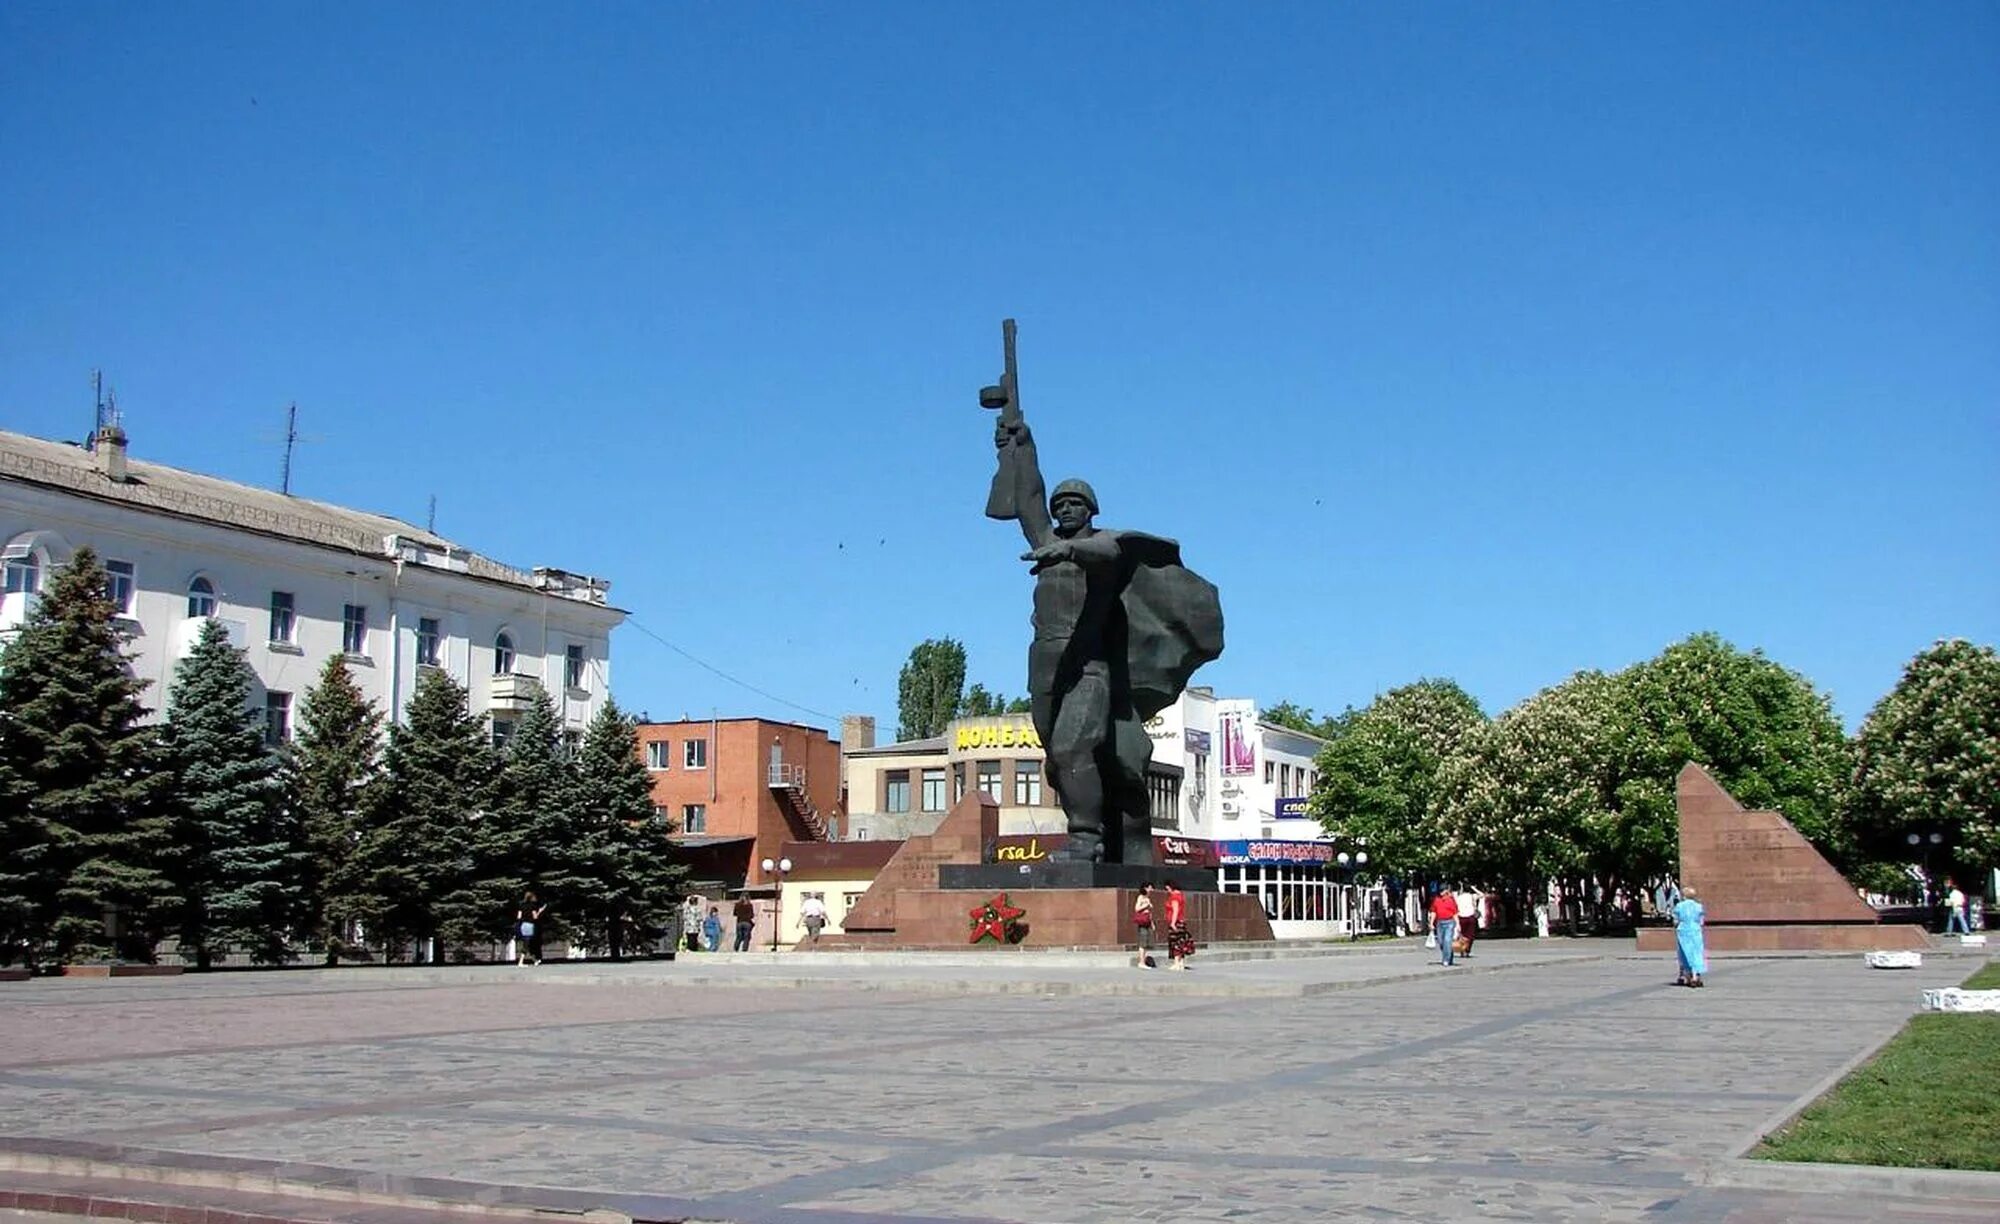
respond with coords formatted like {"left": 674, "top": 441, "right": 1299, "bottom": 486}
{"left": 1114, "top": 531, "right": 1224, "bottom": 719}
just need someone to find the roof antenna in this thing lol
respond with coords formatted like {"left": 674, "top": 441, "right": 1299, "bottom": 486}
{"left": 87, "top": 370, "right": 105, "bottom": 450}
{"left": 280, "top": 402, "right": 299, "bottom": 494}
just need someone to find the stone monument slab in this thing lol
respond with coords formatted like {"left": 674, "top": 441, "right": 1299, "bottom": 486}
{"left": 1635, "top": 763, "right": 1925, "bottom": 952}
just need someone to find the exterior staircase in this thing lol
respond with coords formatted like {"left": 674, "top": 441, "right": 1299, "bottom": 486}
{"left": 768, "top": 762, "right": 830, "bottom": 841}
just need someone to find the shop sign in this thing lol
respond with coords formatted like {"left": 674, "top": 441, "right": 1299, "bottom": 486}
{"left": 953, "top": 720, "right": 1043, "bottom": 751}
{"left": 1145, "top": 714, "right": 1176, "bottom": 742}
{"left": 1216, "top": 839, "right": 1336, "bottom": 866}
{"left": 993, "top": 835, "right": 1055, "bottom": 862}
{"left": 1156, "top": 835, "right": 1220, "bottom": 868}
{"left": 989, "top": 833, "right": 1221, "bottom": 869}
{"left": 1275, "top": 796, "right": 1310, "bottom": 819}
{"left": 1184, "top": 728, "right": 1212, "bottom": 754}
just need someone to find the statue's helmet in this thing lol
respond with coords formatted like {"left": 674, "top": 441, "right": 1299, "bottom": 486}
{"left": 1049, "top": 478, "right": 1098, "bottom": 515}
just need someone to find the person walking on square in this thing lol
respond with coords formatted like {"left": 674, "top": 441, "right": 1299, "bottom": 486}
{"left": 1672, "top": 887, "right": 1707, "bottom": 987}
{"left": 1430, "top": 887, "right": 1460, "bottom": 967}
{"left": 681, "top": 894, "right": 705, "bottom": 953}
{"left": 1944, "top": 879, "right": 1970, "bottom": 935}
{"left": 732, "top": 895, "right": 757, "bottom": 952}
{"left": 800, "top": 892, "right": 829, "bottom": 943}
{"left": 515, "top": 891, "right": 546, "bottom": 966}
{"left": 1164, "top": 880, "right": 1195, "bottom": 970}
{"left": 701, "top": 905, "right": 723, "bottom": 952}
{"left": 1132, "top": 883, "right": 1155, "bottom": 969}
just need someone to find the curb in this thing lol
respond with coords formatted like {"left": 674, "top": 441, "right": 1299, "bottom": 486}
{"left": 1698, "top": 1156, "right": 2000, "bottom": 1203}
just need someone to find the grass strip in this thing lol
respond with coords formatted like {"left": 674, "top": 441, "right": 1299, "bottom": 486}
{"left": 1756, "top": 961, "right": 2000, "bottom": 1170}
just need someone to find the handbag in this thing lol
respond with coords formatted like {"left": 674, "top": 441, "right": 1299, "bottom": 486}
{"left": 519, "top": 921, "right": 536, "bottom": 938}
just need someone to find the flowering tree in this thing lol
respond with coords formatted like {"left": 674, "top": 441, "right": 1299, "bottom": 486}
{"left": 1309, "top": 679, "right": 1484, "bottom": 878}
{"left": 1850, "top": 639, "right": 2000, "bottom": 881}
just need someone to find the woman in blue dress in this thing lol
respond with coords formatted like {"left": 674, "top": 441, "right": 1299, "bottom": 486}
{"left": 1672, "top": 887, "right": 1706, "bottom": 988}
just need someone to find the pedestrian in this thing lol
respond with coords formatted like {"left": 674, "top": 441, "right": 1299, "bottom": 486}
{"left": 1944, "top": 878, "right": 1970, "bottom": 935}
{"left": 1132, "top": 883, "right": 1155, "bottom": 969}
{"left": 732, "top": 895, "right": 757, "bottom": 952}
{"left": 681, "top": 894, "right": 704, "bottom": 953}
{"left": 1672, "top": 886, "right": 1707, "bottom": 987}
{"left": 1164, "top": 880, "right": 1195, "bottom": 970}
{"left": 515, "top": 891, "right": 546, "bottom": 966}
{"left": 701, "top": 905, "right": 723, "bottom": 952}
{"left": 800, "top": 892, "right": 829, "bottom": 943}
{"left": 1430, "top": 887, "right": 1460, "bottom": 967}
{"left": 1456, "top": 890, "right": 1479, "bottom": 959}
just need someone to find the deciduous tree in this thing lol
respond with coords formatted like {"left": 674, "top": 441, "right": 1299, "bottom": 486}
{"left": 897, "top": 637, "right": 967, "bottom": 740}
{"left": 1851, "top": 638, "right": 2000, "bottom": 880}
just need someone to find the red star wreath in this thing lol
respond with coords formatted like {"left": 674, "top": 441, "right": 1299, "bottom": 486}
{"left": 968, "top": 892, "right": 1026, "bottom": 944}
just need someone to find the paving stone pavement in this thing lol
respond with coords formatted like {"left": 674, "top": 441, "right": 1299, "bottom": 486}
{"left": 2, "top": 944, "right": 1996, "bottom": 1223}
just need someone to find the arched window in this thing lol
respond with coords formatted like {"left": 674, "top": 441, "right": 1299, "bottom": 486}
{"left": 494, "top": 631, "right": 515, "bottom": 676}
{"left": 187, "top": 576, "right": 216, "bottom": 619}
{"left": 3, "top": 551, "right": 40, "bottom": 595}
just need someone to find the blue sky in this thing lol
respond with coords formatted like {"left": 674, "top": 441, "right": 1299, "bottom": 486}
{"left": 3, "top": 4, "right": 1994, "bottom": 732}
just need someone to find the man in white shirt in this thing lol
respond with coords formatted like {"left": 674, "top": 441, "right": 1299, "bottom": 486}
{"left": 799, "top": 893, "right": 830, "bottom": 943}
{"left": 1944, "top": 879, "right": 1970, "bottom": 935}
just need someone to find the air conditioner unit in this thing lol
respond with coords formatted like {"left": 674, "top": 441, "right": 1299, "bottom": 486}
{"left": 1221, "top": 801, "right": 1239, "bottom": 814}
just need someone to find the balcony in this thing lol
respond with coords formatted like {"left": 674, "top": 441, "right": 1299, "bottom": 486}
{"left": 489, "top": 672, "right": 544, "bottom": 713}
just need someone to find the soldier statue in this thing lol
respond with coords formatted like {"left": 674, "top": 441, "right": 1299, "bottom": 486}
{"left": 982, "top": 321, "right": 1223, "bottom": 866}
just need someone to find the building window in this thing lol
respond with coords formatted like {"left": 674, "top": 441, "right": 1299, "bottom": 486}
{"left": 564, "top": 643, "right": 586, "bottom": 690}
{"left": 104, "top": 560, "right": 135, "bottom": 615}
{"left": 1150, "top": 770, "right": 1182, "bottom": 829}
{"left": 494, "top": 632, "right": 515, "bottom": 675}
{"left": 188, "top": 576, "right": 217, "bottom": 619}
{"left": 264, "top": 691, "right": 292, "bottom": 747}
{"left": 416, "top": 616, "right": 442, "bottom": 667}
{"left": 645, "top": 741, "right": 670, "bottom": 770}
{"left": 342, "top": 603, "right": 367, "bottom": 655}
{"left": 1264, "top": 759, "right": 1276, "bottom": 785}
{"left": 682, "top": 803, "right": 707, "bottom": 834}
{"left": 491, "top": 718, "right": 516, "bottom": 750}
{"left": 977, "top": 760, "right": 1002, "bottom": 799}
{"left": 684, "top": 738, "right": 707, "bottom": 769}
{"left": 952, "top": 763, "right": 966, "bottom": 803}
{"left": 885, "top": 770, "right": 911, "bottom": 813}
{"left": 921, "top": 768, "right": 946, "bottom": 812}
{"left": 2, "top": 552, "right": 38, "bottom": 595}
{"left": 1014, "top": 760, "right": 1043, "bottom": 807}
{"left": 268, "top": 591, "right": 295, "bottom": 643}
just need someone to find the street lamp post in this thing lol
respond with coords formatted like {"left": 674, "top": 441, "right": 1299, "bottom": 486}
{"left": 760, "top": 855, "right": 794, "bottom": 952}
{"left": 1906, "top": 830, "right": 1945, "bottom": 914}
{"left": 1334, "top": 843, "right": 1370, "bottom": 941}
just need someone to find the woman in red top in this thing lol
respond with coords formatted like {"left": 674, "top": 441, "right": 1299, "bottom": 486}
{"left": 1164, "top": 881, "right": 1195, "bottom": 970}
{"left": 1430, "top": 888, "right": 1460, "bottom": 967}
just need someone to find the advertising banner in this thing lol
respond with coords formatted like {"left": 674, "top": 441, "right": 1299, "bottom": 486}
{"left": 1184, "top": 728, "right": 1212, "bottom": 754}
{"left": 989, "top": 834, "right": 1221, "bottom": 869}
{"left": 1220, "top": 711, "right": 1255, "bottom": 776}
{"left": 1275, "top": 796, "right": 1310, "bottom": 819}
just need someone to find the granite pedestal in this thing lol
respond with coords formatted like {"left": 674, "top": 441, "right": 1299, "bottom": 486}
{"left": 939, "top": 861, "right": 1218, "bottom": 894}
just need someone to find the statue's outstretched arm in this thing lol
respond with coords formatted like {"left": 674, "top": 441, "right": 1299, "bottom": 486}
{"left": 996, "top": 419, "right": 1053, "bottom": 549}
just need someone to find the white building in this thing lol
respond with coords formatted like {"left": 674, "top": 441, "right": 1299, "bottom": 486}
{"left": 1, "top": 425, "right": 623, "bottom": 744}
{"left": 1146, "top": 688, "right": 1395, "bottom": 938}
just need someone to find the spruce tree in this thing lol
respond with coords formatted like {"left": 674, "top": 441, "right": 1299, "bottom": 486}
{"left": 164, "top": 617, "right": 298, "bottom": 967}
{"left": 573, "top": 699, "right": 684, "bottom": 958}
{"left": 355, "top": 668, "right": 492, "bottom": 960}
{"left": 482, "top": 689, "right": 590, "bottom": 946}
{"left": 286, "top": 654, "right": 383, "bottom": 964}
{"left": 0, "top": 548, "right": 176, "bottom": 965}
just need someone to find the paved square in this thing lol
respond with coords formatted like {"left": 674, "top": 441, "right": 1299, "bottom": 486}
{"left": 2, "top": 946, "right": 1994, "bottom": 1222}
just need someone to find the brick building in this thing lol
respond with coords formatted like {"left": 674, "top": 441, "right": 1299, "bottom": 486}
{"left": 635, "top": 717, "right": 842, "bottom": 892}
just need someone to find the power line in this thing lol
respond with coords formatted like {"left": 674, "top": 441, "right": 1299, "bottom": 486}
{"left": 622, "top": 616, "right": 839, "bottom": 722}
